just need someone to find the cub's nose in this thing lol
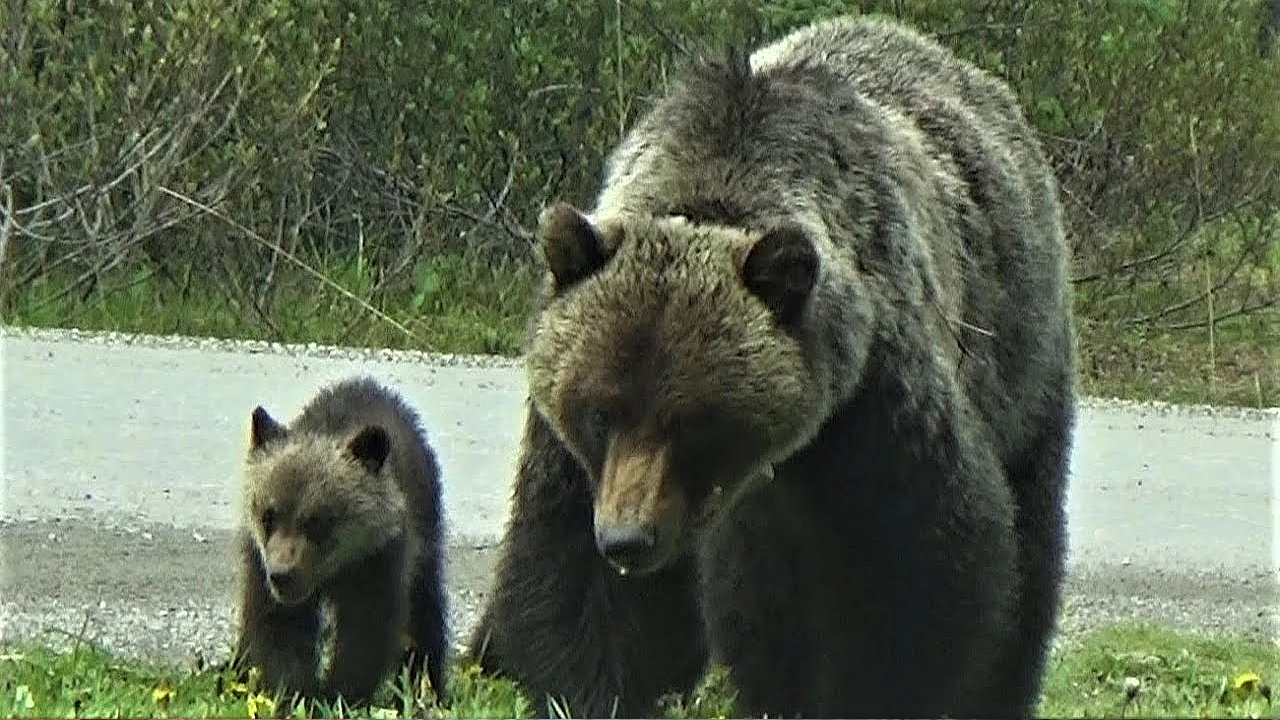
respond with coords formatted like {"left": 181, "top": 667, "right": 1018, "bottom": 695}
{"left": 594, "top": 523, "right": 657, "bottom": 575}
{"left": 268, "top": 570, "right": 296, "bottom": 592}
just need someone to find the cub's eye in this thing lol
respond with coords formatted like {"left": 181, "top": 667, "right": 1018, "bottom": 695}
{"left": 303, "top": 516, "right": 332, "bottom": 544}
{"left": 260, "top": 507, "right": 277, "bottom": 534}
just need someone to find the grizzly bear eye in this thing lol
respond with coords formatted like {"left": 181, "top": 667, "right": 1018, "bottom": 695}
{"left": 260, "top": 507, "right": 277, "bottom": 534}
{"left": 559, "top": 403, "right": 612, "bottom": 478}
{"left": 586, "top": 408, "right": 609, "bottom": 437}
{"left": 576, "top": 407, "right": 614, "bottom": 463}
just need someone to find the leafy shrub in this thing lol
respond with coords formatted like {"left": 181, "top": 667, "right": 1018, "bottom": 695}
{"left": 2, "top": 0, "right": 1275, "bottom": 337}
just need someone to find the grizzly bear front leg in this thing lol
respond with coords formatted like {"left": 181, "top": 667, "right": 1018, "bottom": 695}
{"left": 468, "top": 407, "right": 709, "bottom": 718}
{"left": 700, "top": 356, "right": 1023, "bottom": 719}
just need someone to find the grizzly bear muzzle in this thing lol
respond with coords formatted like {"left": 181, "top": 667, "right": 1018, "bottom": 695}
{"left": 260, "top": 532, "right": 314, "bottom": 606}
{"left": 592, "top": 431, "right": 689, "bottom": 576}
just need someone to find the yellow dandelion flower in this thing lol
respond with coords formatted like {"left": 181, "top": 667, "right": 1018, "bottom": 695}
{"left": 225, "top": 665, "right": 263, "bottom": 699}
{"left": 247, "top": 692, "right": 277, "bottom": 719}
{"left": 1234, "top": 672, "right": 1263, "bottom": 692}
{"left": 152, "top": 683, "right": 175, "bottom": 708}
{"left": 246, "top": 665, "right": 265, "bottom": 692}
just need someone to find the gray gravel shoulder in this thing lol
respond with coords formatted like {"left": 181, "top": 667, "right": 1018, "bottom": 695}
{"left": 0, "top": 519, "right": 500, "bottom": 666}
{"left": 4, "top": 518, "right": 1276, "bottom": 671}
{"left": 3, "top": 325, "right": 1276, "bottom": 416}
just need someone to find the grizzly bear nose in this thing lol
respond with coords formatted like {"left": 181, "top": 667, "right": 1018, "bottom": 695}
{"left": 594, "top": 523, "right": 657, "bottom": 573}
{"left": 268, "top": 570, "right": 295, "bottom": 591}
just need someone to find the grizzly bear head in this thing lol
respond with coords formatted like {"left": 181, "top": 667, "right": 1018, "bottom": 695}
{"left": 242, "top": 407, "right": 408, "bottom": 605}
{"left": 525, "top": 202, "right": 831, "bottom": 576}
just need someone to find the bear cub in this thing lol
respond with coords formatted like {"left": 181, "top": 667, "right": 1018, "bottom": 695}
{"left": 232, "top": 376, "right": 449, "bottom": 706}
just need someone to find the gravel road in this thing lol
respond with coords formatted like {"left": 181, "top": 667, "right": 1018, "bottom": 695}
{"left": 1, "top": 325, "right": 1276, "bottom": 670}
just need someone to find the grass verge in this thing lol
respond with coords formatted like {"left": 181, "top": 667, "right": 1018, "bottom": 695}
{"left": 0, "top": 624, "right": 1275, "bottom": 719}
{"left": 0, "top": 254, "right": 540, "bottom": 359}
{"left": 2, "top": 253, "right": 1277, "bottom": 408}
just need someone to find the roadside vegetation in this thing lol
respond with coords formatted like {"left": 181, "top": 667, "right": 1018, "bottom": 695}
{"left": 2, "top": 0, "right": 1277, "bottom": 406}
{"left": 0, "top": 623, "right": 1276, "bottom": 719}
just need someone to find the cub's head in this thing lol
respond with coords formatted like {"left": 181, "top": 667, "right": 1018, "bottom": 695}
{"left": 527, "top": 202, "right": 829, "bottom": 577}
{"left": 240, "top": 407, "right": 407, "bottom": 606}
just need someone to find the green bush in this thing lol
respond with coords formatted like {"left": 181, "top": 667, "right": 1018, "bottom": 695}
{"left": 2, "top": 0, "right": 1276, "bottom": 351}
{"left": 2, "top": 0, "right": 338, "bottom": 275}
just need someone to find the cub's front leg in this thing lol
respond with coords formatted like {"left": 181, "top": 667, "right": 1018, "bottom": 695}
{"left": 232, "top": 531, "right": 323, "bottom": 699}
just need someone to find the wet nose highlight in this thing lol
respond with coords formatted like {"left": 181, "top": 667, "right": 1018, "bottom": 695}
{"left": 594, "top": 523, "right": 656, "bottom": 573}
{"left": 268, "top": 570, "right": 294, "bottom": 590}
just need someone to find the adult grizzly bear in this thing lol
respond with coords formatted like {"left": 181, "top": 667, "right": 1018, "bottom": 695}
{"left": 468, "top": 13, "right": 1076, "bottom": 719}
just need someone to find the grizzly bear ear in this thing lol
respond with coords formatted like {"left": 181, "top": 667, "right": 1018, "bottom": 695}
{"left": 249, "top": 406, "right": 287, "bottom": 451}
{"left": 741, "top": 224, "right": 820, "bottom": 325}
{"left": 537, "top": 202, "right": 611, "bottom": 293}
{"left": 346, "top": 424, "right": 392, "bottom": 475}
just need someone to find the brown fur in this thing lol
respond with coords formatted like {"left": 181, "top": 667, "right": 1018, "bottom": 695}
{"left": 232, "top": 376, "right": 448, "bottom": 706}
{"left": 526, "top": 209, "right": 826, "bottom": 574}
{"left": 471, "top": 14, "right": 1075, "bottom": 719}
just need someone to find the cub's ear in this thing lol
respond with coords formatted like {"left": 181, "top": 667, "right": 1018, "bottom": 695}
{"left": 249, "top": 406, "right": 287, "bottom": 451}
{"left": 537, "top": 202, "right": 612, "bottom": 293}
{"left": 741, "top": 224, "right": 820, "bottom": 325}
{"left": 347, "top": 424, "right": 391, "bottom": 475}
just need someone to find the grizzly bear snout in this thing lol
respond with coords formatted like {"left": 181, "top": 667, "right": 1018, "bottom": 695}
{"left": 591, "top": 431, "right": 689, "bottom": 575}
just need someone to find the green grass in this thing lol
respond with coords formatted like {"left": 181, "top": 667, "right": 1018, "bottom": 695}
{"left": 0, "top": 624, "right": 1275, "bottom": 719}
{"left": 0, "top": 253, "right": 540, "bottom": 358}
{"left": 1076, "top": 312, "right": 1279, "bottom": 408}
{"left": 1042, "top": 625, "right": 1279, "bottom": 719}
{"left": 2, "top": 247, "right": 1277, "bottom": 408}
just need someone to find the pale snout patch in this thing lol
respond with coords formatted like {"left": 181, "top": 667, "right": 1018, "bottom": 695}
{"left": 593, "top": 433, "right": 688, "bottom": 575}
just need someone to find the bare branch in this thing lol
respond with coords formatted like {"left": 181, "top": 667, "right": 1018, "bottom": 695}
{"left": 157, "top": 185, "right": 424, "bottom": 344}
